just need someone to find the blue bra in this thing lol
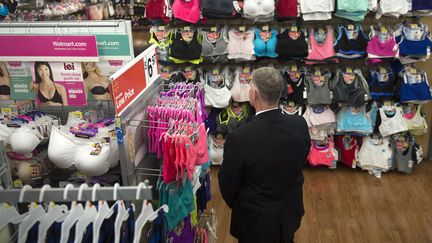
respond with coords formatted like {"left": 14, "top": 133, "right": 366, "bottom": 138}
{"left": 253, "top": 29, "right": 279, "bottom": 58}
{"left": 338, "top": 107, "right": 372, "bottom": 134}
{"left": 400, "top": 71, "right": 432, "bottom": 102}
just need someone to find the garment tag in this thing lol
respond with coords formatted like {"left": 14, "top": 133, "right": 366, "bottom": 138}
{"left": 346, "top": 67, "right": 353, "bottom": 74}
{"left": 427, "top": 47, "right": 430, "bottom": 59}
{"left": 330, "top": 159, "right": 337, "bottom": 169}
{"left": 90, "top": 143, "right": 102, "bottom": 155}
{"left": 290, "top": 65, "right": 297, "bottom": 72}
{"left": 408, "top": 160, "right": 414, "bottom": 168}
{"left": 314, "top": 70, "right": 321, "bottom": 76}
{"left": 183, "top": 26, "right": 190, "bottom": 31}
{"left": 158, "top": 26, "right": 165, "bottom": 31}
{"left": 410, "top": 24, "right": 418, "bottom": 29}
{"left": 329, "top": 91, "right": 333, "bottom": 99}
{"left": 288, "top": 101, "right": 295, "bottom": 107}
{"left": 303, "top": 90, "right": 307, "bottom": 99}
{"left": 291, "top": 25, "right": 298, "bottom": 32}
{"left": 352, "top": 160, "right": 357, "bottom": 169}
{"left": 410, "top": 67, "right": 417, "bottom": 74}
{"left": 347, "top": 24, "right": 355, "bottom": 30}
{"left": 71, "top": 111, "right": 83, "bottom": 119}
{"left": 211, "top": 26, "right": 217, "bottom": 32}
{"left": 233, "top": 1, "right": 242, "bottom": 12}
{"left": 13, "top": 179, "right": 23, "bottom": 188}
{"left": 243, "top": 67, "right": 250, "bottom": 73}
{"left": 239, "top": 26, "right": 245, "bottom": 32}
{"left": 262, "top": 25, "right": 269, "bottom": 31}
{"left": 318, "top": 28, "right": 325, "bottom": 35}
{"left": 212, "top": 69, "right": 220, "bottom": 75}
{"left": 381, "top": 26, "right": 388, "bottom": 33}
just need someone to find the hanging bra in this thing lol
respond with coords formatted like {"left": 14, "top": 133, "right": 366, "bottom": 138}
{"left": 281, "top": 71, "right": 306, "bottom": 105}
{"left": 201, "top": 29, "right": 229, "bottom": 63}
{"left": 169, "top": 30, "right": 203, "bottom": 64}
{"left": 227, "top": 29, "right": 256, "bottom": 61}
{"left": 9, "top": 126, "right": 42, "bottom": 155}
{"left": 209, "top": 135, "right": 224, "bottom": 165}
{"left": 253, "top": 28, "right": 278, "bottom": 58}
{"left": 204, "top": 71, "right": 232, "bottom": 108}
{"left": 145, "top": 0, "right": 172, "bottom": 23}
{"left": 0, "top": 85, "right": 10, "bottom": 95}
{"left": 368, "top": 70, "right": 396, "bottom": 100}
{"left": 90, "top": 86, "right": 110, "bottom": 95}
{"left": 38, "top": 85, "right": 63, "bottom": 104}
{"left": 230, "top": 68, "right": 252, "bottom": 102}
{"left": 400, "top": 70, "right": 432, "bottom": 103}
{"left": 334, "top": 25, "right": 369, "bottom": 59}
{"left": 172, "top": 0, "right": 201, "bottom": 23}
{"left": 403, "top": 104, "right": 427, "bottom": 135}
{"left": 308, "top": 140, "right": 338, "bottom": 167}
{"left": 306, "top": 27, "right": 338, "bottom": 64}
{"left": 337, "top": 106, "right": 372, "bottom": 134}
{"left": 216, "top": 104, "right": 250, "bottom": 133}
{"left": 276, "top": 30, "right": 308, "bottom": 60}
{"left": 366, "top": 30, "right": 399, "bottom": 61}
{"left": 397, "top": 23, "right": 432, "bottom": 57}
{"left": 332, "top": 70, "right": 367, "bottom": 107}
{"left": 149, "top": 29, "right": 172, "bottom": 63}
{"left": 243, "top": 0, "right": 275, "bottom": 21}
{"left": 378, "top": 106, "right": 408, "bottom": 137}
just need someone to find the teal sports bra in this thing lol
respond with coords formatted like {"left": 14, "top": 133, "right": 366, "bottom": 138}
{"left": 253, "top": 28, "right": 279, "bottom": 58}
{"left": 159, "top": 179, "right": 195, "bottom": 230}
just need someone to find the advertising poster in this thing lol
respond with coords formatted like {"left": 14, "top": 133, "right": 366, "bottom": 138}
{"left": 82, "top": 60, "right": 126, "bottom": 101}
{"left": 1, "top": 62, "right": 34, "bottom": 100}
{"left": 31, "top": 62, "right": 87, "bottom": 106}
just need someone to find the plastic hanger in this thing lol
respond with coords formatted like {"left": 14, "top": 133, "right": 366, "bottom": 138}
{"left": 74, "top": 184, "right": 99, "bottom": 243}
{"left": 17, "top": 184, "right": 50, "bottom": 243}
{"left": 0, "top": 202, "right": 22, "bottom": 231}
{"left": 59, "top": 184, "right": 87, "bottom": 243}
{"left": 37, "top": 202, "right": 68, "bottom": 243}
{"left": 114, "top": 200, "right": 129, "bottom": 243}
{"left": 92, "top": 183, "right": 117, "bottom": 243}
{"left": 133, "top": 182, "right": 169, "bottom": 243}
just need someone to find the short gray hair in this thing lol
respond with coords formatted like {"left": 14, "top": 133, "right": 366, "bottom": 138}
{"left": 252, "top": 67, "right": 284, "bottom": 104}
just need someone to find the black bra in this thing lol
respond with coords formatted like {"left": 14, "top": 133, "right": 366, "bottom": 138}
{"left": 90, "top": 86, "right": 110, "bottom": 95}
{"left": 38, "top": 87, "right": 63, "bottom": 104}
{"left": 0, "top": 85, "right": 10, "bottom": 95}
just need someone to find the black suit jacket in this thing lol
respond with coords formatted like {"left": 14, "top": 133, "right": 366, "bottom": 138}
{"left": 218, "top": 109, "right": 311, "bottom": 243}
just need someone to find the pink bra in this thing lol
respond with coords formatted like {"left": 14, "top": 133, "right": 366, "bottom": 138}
{"left": 306, "top": 27, "right": 338, "bottom": 64}
{"left": 308, "top": 141, "right": 337, "bottom": 167}
{"left": 172, "top": 0, "right": 201, "bottom": 23}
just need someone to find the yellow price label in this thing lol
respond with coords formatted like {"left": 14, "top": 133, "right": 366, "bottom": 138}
{"left": 1, "top": 108, "right": 11, "bottom": 114}
{"left": 212, "top": 69, "right": 220, "bottom": 75}
{"left": 71, "top": 111, "right": 83, "bottom": 119}
{"left": 239, "top": 26, "right": 246, "bottom": 32}
{"left": 291, "top": 26, "right": 298, "bottom": 32}
{"left": 346, "top": 67, "right": 353, "bottom": 73}
{"left": 262, "top": 25, "right": 269, "bottom": 31}
{"left": 158, "top": 26, "right": 165, "bottom": 31}
{"left": 211, "top": 26, "right": 217, "bottom": 32}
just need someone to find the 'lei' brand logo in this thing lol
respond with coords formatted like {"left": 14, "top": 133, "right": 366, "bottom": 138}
{"left": 64, "top": 63, "right": 75, "bottom": 70}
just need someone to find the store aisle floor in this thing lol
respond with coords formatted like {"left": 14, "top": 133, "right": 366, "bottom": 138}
{"left": 207, "top": 162, "right": 432, "bottom": 243}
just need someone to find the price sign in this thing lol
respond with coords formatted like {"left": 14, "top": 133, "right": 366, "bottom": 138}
{"left": 143, "top": 47, "right": 159, "bottom": 85}
{"left": 110, "top": 44, "right": 159, "bottom": 116}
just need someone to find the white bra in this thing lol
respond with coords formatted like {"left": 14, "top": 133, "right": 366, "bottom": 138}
{"left": 230, "top": 68, "right": 251, "bottom": 102}
{"left": 243, "top": 0, "right": 275, "bottom": 18}
{"left": 209, "top": 136, "right": 224, "bottom": 165}
{"left": 9, "top": 126, "right": 43, "bottom": 155}
{"left": 378, "top": 107, "right": 408, "bottom": 137}
{"left": 48, "top": 126, "right": 118, "bottom": 176}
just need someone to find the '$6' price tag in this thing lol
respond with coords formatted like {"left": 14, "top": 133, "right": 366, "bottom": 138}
{"left": 144, "top": 53, "right": 156, "bottom": 79}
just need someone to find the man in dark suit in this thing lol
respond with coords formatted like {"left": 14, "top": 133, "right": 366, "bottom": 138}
{"left": 218, "top": 67, "right": 311, "bottom": 243}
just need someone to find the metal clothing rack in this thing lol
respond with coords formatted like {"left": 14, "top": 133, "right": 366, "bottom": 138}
{"left": 0, "top": 183, "right": 153, "bottom": 203}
